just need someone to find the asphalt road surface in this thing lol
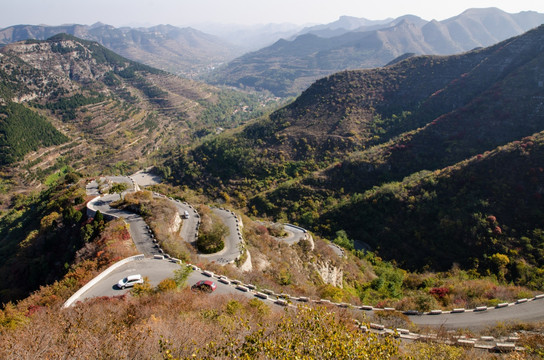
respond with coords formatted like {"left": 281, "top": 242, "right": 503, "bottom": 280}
{"left": 278, "top": 224, "right": 307, "bottom": 245}
{"left": 406, "top": 300, "right": 544, "bottom": 330}
{"left": 131, "top": 169, "right": 162, "bottom": 187}
{"left": 76, "top": 258, "right": 242, "bottom": 302}
{"left": 86, "top": 177, "right": 135, "bottom": 196}
{"left": 170, "top": 199, "right": 200, "bottom": 245}
{"left": 272, "top": 223, "right": 343, "bottom": 257}
{"left": 86, "top": 180, "right": 100, "bottom": 196}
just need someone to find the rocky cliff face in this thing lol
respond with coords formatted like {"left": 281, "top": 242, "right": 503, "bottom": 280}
{"left": 6, "top": 41, "right": 109, "bottom": 83}
{"left": 169, "top": 212, "right": 182, "bottom": 234}
{"left": 314, "top": 260, "right": 343, "bottom": 288}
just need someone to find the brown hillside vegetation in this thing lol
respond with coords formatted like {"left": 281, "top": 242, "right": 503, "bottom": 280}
{"left": 0, "top": 293, "right": 399, "bottom": 359}
{"left": 2, "top": 288, "right": 542, "bottom": 358}
{"left": 163, "top": 24, "right": 544, "bottom": 279}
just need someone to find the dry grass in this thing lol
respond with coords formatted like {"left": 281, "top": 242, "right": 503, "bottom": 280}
{"left": 0, "top": 291, "right": 281, "bottom": 359}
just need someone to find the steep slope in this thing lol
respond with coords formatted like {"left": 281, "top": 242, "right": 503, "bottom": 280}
{"left": 261, "top": 26, "right": 544, "bottom": 272}
{"left": 0, "top": 34, "right": 272, "bottom": 181}
{"left": 325, "top": 133, "right": 544, "bottom": 275}
{"left": 209, "top": 8, "right": 544, "bottom": 96}
{"left": 440, "top": 8, "right": 539, "bottom": 49}
{"left": 0, "top": 23, "right": 240, "bottom": 77}
{"left": 321, "top": 24, "right": 544, "bottom": 194}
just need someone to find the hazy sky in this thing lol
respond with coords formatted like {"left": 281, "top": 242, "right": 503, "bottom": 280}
{"left": 2, "top": 0, "right": 544, "bottom": 28}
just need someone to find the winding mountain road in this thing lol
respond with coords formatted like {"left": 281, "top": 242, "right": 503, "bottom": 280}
{"left": 196, "top": 208, "right": 243, "bottom": 265}
{"left": 170, "top": 199, "right": 200, "bottom": 244}
{"left": 82, "top": 175, "right": 544, "bottom": 334}
{"left": 91, "top": 193, "right": 162, "bottom": 256}
{"left": 278, "top": 224, "right": 308, "bottom": 245}
{"left": 86, "top": 177, "right": 243, "bottom": 263}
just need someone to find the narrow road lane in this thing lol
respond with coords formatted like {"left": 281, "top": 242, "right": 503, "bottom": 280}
{"left": 407, "top": 300, "right": 544, "bottom": 329}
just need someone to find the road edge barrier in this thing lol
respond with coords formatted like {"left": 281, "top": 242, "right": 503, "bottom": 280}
{"left": 62, "top": 254, "right": 145, "bottom": 308}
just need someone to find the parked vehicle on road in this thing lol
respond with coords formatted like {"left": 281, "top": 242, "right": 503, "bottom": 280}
{"left": 117, "top": 274, "right": 144, "bottom": 289}
{"left": 191, "top": 280, "right": 217, "bottom": 293}
{"left": 183, "top": 210, "right": 190, "bottom": 219}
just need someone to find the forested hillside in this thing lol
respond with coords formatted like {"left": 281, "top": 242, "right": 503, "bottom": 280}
{"left": 0, "top": 176, "right": 96, "bottom": 303}
{"left": 326, "top": 133, "right": 544, "bottom": 276}
{"left": 0, "top": 103, "right": 68, "bottom": 165}
{"left": 163, "top": 25, "right": 544, "bottom": 275}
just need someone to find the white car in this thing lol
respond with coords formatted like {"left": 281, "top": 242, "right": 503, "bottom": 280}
{"left": 183, "top": 210, "right": 190, "bottom": 219}
{"left": 117, "top": 274, "right": 143, "bottom": 289}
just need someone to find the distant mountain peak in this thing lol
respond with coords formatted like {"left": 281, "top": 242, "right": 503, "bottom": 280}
{"left": 460, "top": 7, "right": 504, "bottom": 15}
{"left": 89, "top": 22, "right": 107, "bottom": 29}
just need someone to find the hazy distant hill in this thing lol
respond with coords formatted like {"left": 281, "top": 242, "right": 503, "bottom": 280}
{"left": 296, "top": 15, "right": 425, "bottom": 38}
{"left": 196, "top": 22, "right": 303, "bottom": 52}
{"left": 0, "top": 23, "right": 241, "bottom": 77}
{"left": 296, "top": 15, "right": 393, "bottom": 38}
{"left": 208, "top": 8, "right": 544, "bottom": 96}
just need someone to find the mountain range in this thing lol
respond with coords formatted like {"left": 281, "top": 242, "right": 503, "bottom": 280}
{"left": 0, "top": 23, "right": 241, "bottom": 77}
{"left": 208, "top": 8, "right": 544, "bottom": 96}
{"left": 2, "top": 11, "right": 544, "bottom": 353}
{"left": 1, "top": 7, "right": 544, "bottom": 285}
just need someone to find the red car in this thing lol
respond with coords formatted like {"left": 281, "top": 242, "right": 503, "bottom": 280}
{"left": 191, "top": 280, "right": 217, "bottom": 293}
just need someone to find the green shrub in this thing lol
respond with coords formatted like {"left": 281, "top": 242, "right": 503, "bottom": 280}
{"left": 196, "top": 221, "right": 227, "bottom": 254}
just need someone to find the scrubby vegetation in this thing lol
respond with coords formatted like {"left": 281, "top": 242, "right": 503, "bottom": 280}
{"left": 1, "top": 279, "right": 542, "bottom": 358}
{"left": 195, "top": 205, "right": 228, "bottom": 254}
{"left": 0, "top": 290, "right": 400, "bottom": 359}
